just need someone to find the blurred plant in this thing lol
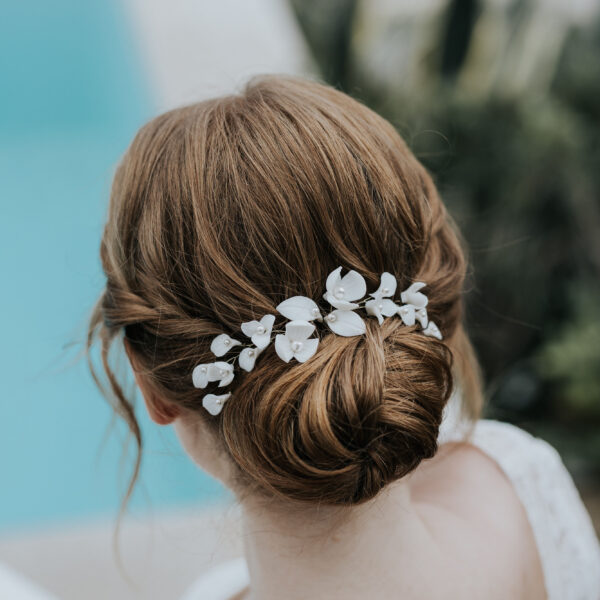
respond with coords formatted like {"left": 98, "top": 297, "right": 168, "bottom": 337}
{"left": 290, "top": 0, "right": 600, "bottom": 461}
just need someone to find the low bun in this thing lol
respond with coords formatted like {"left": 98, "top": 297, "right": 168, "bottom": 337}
{"left": 223, "top": 319, "right": 453, "bottom": 505}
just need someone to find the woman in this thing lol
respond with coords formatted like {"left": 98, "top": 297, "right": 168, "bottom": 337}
{"left": 89, "top": 76, "right": 600, "bottom": 599}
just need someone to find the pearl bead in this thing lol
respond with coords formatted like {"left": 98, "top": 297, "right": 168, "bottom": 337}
{"left": 219, "top": 369, "right": 226, "bottom": 377}
{"left": 200, "top": 367, "right": 207, "bottom": 373}
{"left": 256, "top": 325, "right": 265, "bottom": 335}
{"left": 326, "top": 313, "right": 337, "bottom": 322}
{"left": 291, "top": 341, "right": 303, "bottom": 352}
{"left": 223, "top": 338, "right": 230, "bottom": 346}
{"left": 311, "top": 307, "right": 320, "bottom": 317}
{"left": 334, "top": 287, "right": 345, "bottom": 299}
{"left": 382, "top": 287, "right": 389, "bottom": 295}
{"left": 248, "top": 349, "right": 255, "bottom": 357}
{"left": 216, "top": 398, "right": 222, "bottom": 405}
{"left": 378, "top": 303, "right": 383, "bottom": 310}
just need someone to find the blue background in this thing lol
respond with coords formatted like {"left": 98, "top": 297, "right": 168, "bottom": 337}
{"left": 0, "top": 0, "right": 225, "bottom": 533}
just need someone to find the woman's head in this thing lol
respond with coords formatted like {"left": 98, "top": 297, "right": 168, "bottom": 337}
{"left": 89, "top": 75, "right": 482, "bottom": 507}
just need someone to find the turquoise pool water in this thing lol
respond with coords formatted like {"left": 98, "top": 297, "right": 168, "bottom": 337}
{"left": 0, "top": 0, "right": 226, "bottom": 533}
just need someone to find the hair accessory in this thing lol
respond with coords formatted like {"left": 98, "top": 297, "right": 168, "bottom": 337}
{"left": 192, "top": 267, "right": 443, "bottom": 414}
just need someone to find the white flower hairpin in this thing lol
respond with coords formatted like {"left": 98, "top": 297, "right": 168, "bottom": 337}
{"left": 192, "top": 267, "right": 443, "bottom": 414}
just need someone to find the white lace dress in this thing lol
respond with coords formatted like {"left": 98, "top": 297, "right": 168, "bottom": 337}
{"left": 181, "top": 414, "right": 600, "bottom": 600}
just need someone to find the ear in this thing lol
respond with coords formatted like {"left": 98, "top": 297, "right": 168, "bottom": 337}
{"left": 124, "top": 338, "right": 180, "bottom": 425}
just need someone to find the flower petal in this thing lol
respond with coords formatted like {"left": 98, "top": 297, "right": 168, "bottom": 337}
{"left": 340, "top": 270, "right": 367, "bottom": 301}
{"left": 325, "top": 266, "right": 343, "bottom": 294}
{"left": 277, "top": 296, "right": 322, "bottom": 321}
{"left": 275, "top": 334, "right": 294, "bottom": 363}
{"left": 210, "top": 333, "right": 241, "bottom": 357}
{"left": 252, "top": 333, "right": 270, "bottom": 350}
{"left": 219, "top": 372, "right": 235, "bottom": 387}
{"left": 372, "top": 272, "right": 397, "bottom": 298}
{"left": 381, "top": 299, "right": 399, "bottom": 317}
{"left": 239, "top": 347, "right": 260, "bottom": 372}
{"left": 423, "top": 321, "right": 443, "bottom": 340}
{"left": 285, "top": 319, "right": 315, "bottom": 341}
{"left": 293, "top": 338, "right": 319, "bottom": 362}
{"left": 192, "top": 363, "right": 212, "bottom": 389}
{"left": 208, "top": 361, "right": 234, "bottom": 386}
{"left": 260, "top": 314, "right": 276, "bottom": 331}
{"left": 251, "top": 314, "right": 275, "bottom": 349}
{"left": 400, "top": 282, "right": 428, "bottom": 308}
{"left": 241, "top": 320, "right": 260, "bottom": 338}
{"left": 202, "top": 393, "right": 231, "bottom": 416}
{"left": 365, "top": 298, "right": 384, "bottom": 325}
{"left": 324, "top": 293, "right": 360, "bottom": 310}
{"left": 415, "top": 307, "right": 428, "bottom": 328}
{"left": 325, "top": 310, "right": 366, "bottom": 337}
{"left": 397, "top": 304, "right": 416, "bottom": 326}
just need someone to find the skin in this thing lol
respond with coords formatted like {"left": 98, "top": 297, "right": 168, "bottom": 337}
{"left": 126, "top": 342, "right": 546, "bottom": 600}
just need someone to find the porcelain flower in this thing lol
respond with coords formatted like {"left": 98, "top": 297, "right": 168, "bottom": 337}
{"left": 276, "top": 296, "right": 322, "bottom": 321}
{"left": 210, "top": 333, "right": 241, "bottom": 357}
{"left": 397, "top": 305, "right": 428, "bottom": 328}
{"left": 323, "top": 266, "right": 367, "bottom": 310}
{"left": 275, "top": 320, "right": 319, "bottom": 363}
{"left": 192, "top": 361, "right": 234, "bottom": 389}
{"left": 423, "top": 321, "right": 442, "bottom": 340}
{"left": 202, "top": 393, "right": 231, "bottom": 416}
{"left": 324, "top": 309, "right": 366, "bottom": 336}
{"left": 241, "top": 314, "right": 275, "bottom": 349}
{"left": 400, "top": 282, "right": 428, "bottom": 308}
{"left": 365, "top": 272, "right": 399, "bottom": 324}
{"left": 238, "top": 346, "right": 262, "bottom": 372}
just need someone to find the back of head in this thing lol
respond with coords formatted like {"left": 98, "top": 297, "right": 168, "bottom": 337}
{"left": 91, "top": 75, "right": 482, "bottom": 506}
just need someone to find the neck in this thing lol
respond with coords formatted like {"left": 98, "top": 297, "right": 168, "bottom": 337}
{"left": 240, "top": 476, "right": 430, "bottom": 600}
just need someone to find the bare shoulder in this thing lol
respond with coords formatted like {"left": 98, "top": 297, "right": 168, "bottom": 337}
{"left": 409, "top": 439, "right": 546, "bottom": 599}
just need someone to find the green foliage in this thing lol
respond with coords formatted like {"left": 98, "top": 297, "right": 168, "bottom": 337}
{"left": 289, "top": 0, "right": 600, "bottom": 436}
{"left": 538, "top": 286, "right": 600, "bottom": 417}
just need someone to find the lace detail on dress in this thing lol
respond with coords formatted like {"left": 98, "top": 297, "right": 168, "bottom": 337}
{"left": 443, "top": 420, "right": 600, "bottom": 600}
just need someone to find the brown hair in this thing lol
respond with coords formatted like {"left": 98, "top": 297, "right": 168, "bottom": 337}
{"left": 88, "top": 75, "right": 482, "bottom": 506}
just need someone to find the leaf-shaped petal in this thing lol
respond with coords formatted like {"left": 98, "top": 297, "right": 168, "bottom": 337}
{"left": 275, "top": 334, "right": 294, "bottom": 363}
{"left": 239, "top": 346, "right": 260, "bottom": 372}
{"left": 219, "top": 371, "right": 235, "bottom": 387}
{"left": 285, "top": 319, "right": 315, "bottom": 341}
{"left": 208, "top": 361, "right": 234, "bottom": 387}
{"left": 294, "top": 338, "right": 319, "bottom": 362}
{"left": 381, "top": 298, "right": 399, "bottom": 317}
{"left": 210, "top": 333, "right": 241, "bottom": 357}
{"left": 372, "top": 272, "right": 397, "bottom": 298}
{"left": 324, "top": 293, "right": 360, "bottom": 310}
{"left": 209, "top": 361, "right": 230, "bottom": 378}
{"left": 241, "top": 314, "right": 275, "bottom": 349}
{"left": 400, "top": 282, "right": 428, "bottom": 308}
{"left": 325, "top": 266, "right": 343, "bottom": 294}
{"left": 339, "top": 270, "right": 367, "bottom": 301}
{"left": 252, "top": 314, "right": 275, "bottom": 349}
{"left": 277, "top": 296, "right": 322, "bottom": 321}
{"left": 423, "top": 321, "right": 443, "bottom": 340}
{"left": 192, "top": 363, "right": 212, "bottom": 389}
{"left": 325, "top": 310, "right": 366, "bottom": 337}
{"left": 202, "top": 393, "right": 231, "bottom": 416}
{"left": 397, "top": 304, "right": 416, "bottom": 326}
{"left": 241, "top": 320, "right": 260, "bottom": 338}
{"left": 365, "top": 297, "right": 384, "bottom": 325}
{"left": 415, "top": 307, "right": 428, "bottom": 328}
